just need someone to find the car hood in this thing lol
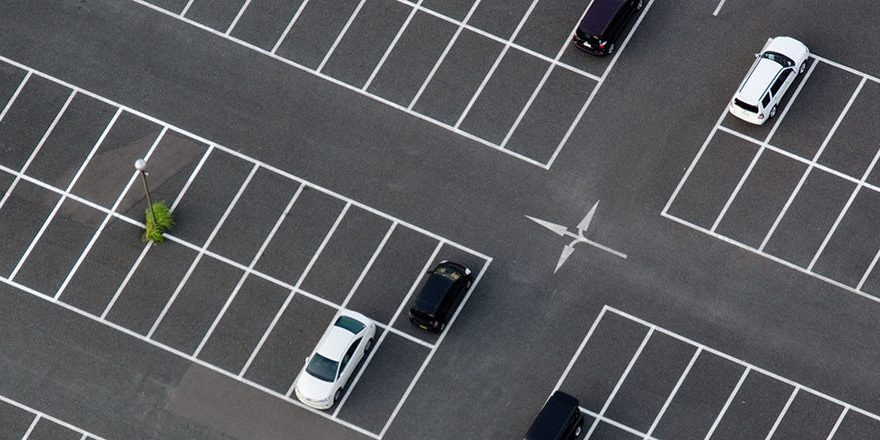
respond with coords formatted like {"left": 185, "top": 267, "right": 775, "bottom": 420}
{"left": 295, "top": 370, "right": 335, "bottom": 402}
{"left": 766, "top": 36, "right": 809, "bottom": 62}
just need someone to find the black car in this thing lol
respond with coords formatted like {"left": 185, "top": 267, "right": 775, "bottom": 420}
{"left": 525, "top": 391, "right": 584, "bottom": 440}
{"left": 408, "top": 261, "right": 472, "bottom": 332}
{"left": 571, "top": 0, "right": 642, "bottom": 56}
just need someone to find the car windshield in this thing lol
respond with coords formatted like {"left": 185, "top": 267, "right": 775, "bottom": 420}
{"left": 335, "top": 315, "right": 365, "bottom": 334}
{"left": 733, "top": 98, "right": 759, "bottom": 114}
{"left": 434, "top": 265, "right": 463, "bottom": 281}
{"left": 761, "top": 51, "right": 794, "bottom": 67}
{"left": 306, "top": 354, "right": 338, "bottom": 382}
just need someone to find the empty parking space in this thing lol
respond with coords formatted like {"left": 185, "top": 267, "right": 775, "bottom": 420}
{"left": 365, "top": 11, "right": 457, "bottom": 106}
{"left": 208, "top": 168, "right": 300, "bottom": 265}
{"left": 665, "top": 56, "right": 880, "bottom": 304}
{"left": 229, "top": 0, "right": 304, "bottom": 50}
{"left": 299, "top": 207, "right": 393, "bottom": 304}
{"left": 275, "top": 0, "right": 362, "bottom": 69}
{"left": 0, "top": 55, "right": 493, "bottom": 439}
{"left": 0, "top": 394, "right": 106, "bottom": 440}
{"left": 412, "top": 29, "right": 503, "bottom": 125}
{"left": 769, "top": 63, "right": 861, "bottom": 160}
{"left": 183, "top": 0, "right": 246, "bottom": 32}
{"left": 336, "top": 334, "right": 429, "bottom": 433}
{"left": 505, "top": 67, "right": 596, "bottom": 162}
{"left": 833, "top": 410, "right": 880, "bottom": 439}
{"left": 811, "top": 189, "right": 880, "bottom": 288}
{"left": 468, "top": 0, "right": 535, "bottom": 39}
{"left": 715, "top": 150, "right": 806, "bottom": 247}
{"left": 0, "top": 63, "right": 26, "bottom": 107}
{"left": 345, "top": 227, "right": 438, "bottom": 325}
{"left": 0, "top": 76, "right": 70, "bottom": 172}
{"left": 458, "top": 47, "right": 548, "bottom": 144}
{"left": 420, "top": 0, "right": 475, "bottom": 21}
{"left": 253, "top": 188, "right": 346, "bottom": 286}
{"left": 763, "top": 170, "right": 855, "bottom": 267}
{"left": 667, "top": 131, "right": 759, "bottom": 229}
{"left": 320, "top": 0, "right": 412, "bottom": 87}
{"left": 512, "top": 0, "right": 579, "bottom": 58}
{"left": 551, "top": 306, "right": 880, "bottom": 440}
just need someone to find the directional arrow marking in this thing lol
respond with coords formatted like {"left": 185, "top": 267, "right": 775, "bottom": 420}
{"left": 556, "top": 242, "right": 577, "bottom": 273}
{"left": 576, "top": 201, "right": 599, "bottom": 236}
{"left": 526, "top": 216, "right": 569, "bottom": 237}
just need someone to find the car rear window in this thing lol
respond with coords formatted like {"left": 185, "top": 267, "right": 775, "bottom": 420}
{"left": 335, "top": 315, "right": 365, "bottom": 334}
{"left": 733, "top": 98, "right": 759, "bottom": 114}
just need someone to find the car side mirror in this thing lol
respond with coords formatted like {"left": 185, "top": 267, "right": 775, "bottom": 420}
{"left": 754, "top": 53, "right": 760, "bottom": 58}
{"left": 304, "top": 356, "right": 310, "bottom": 365}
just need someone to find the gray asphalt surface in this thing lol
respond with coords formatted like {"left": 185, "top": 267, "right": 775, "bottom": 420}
{"left": 0, "top": 0, "right": 879, "bottom": 439}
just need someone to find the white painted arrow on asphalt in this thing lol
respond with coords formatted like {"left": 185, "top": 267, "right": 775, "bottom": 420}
{"left": 526, "top": 200, "right": 627, "bottom": 273}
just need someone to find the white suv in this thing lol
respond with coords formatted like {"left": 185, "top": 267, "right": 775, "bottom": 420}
{"left": 729, "top": 37, "right": 809, "bottom": 125}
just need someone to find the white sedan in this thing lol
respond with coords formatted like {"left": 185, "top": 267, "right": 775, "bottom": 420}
{"left": 294, "top": 310, "right": 377, "bottom": 409}
{"left": 729, "top": 36, "right": 809, "bottom": 125}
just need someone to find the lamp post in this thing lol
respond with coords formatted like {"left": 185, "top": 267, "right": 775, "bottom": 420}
{"left": 134, "top": 159, "right": 157, "bottom": 224}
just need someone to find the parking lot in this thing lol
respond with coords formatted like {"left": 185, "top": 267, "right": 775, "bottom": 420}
{"left": 0, "top": 55, "right": 490, "bottom": 439}
{"left": 3, "top": 0, "right": 880, "bottom": 439}
{"left": 553, "top": 306, "right": 880, "bottom": 439}
{"left": 664, "top": 54, "right": 880, "bottom": 304}
{"left": 131, "top": 0, "right": 654, "bottom": 168}
{"left": 0, "top": 393, "right": 105, "bottom": 440}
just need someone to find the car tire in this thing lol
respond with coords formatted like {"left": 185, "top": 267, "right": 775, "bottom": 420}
{"left": 333, "top": 388, "right": 343, "bottom": 403}
{"left": 439, "top": 322, "right": 446, "bottom": 332}
{"left": 799, "top": 62, "right": 806, "bottom": 74}
{"left": 637, "top": 0, "right": 643, "bottom": 10}
{"left": 364, "top": 337, "right": 374, "bottom": 354}
{"left": 769, "top": 105, "right": 777, "bottom": 119}
{"left": 607, "top": 43, "right": 615, "bottom": 55}
{"left": 575, "top": 425, "right": 582, "bottom": 437}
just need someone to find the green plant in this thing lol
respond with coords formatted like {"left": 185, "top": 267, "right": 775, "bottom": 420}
{"left": 144, "top": 201, "right": 174, "bottom": 243}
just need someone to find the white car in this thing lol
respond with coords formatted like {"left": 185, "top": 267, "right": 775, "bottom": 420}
{"left": 294, "top": 311, "right": 377, "bottom": 409}
{"left": 729, "top": 36, "right": 809, "bottom": 125}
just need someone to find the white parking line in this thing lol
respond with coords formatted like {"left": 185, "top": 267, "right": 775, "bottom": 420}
{"left": 407, "top": 0, "right": 482, "bottom": 110}
{"left": 317, "top": 0, "right": 367, "bottom": 73}
{"left": 580, "top": 405, "right": 657, "bottom": 439}
{"left": 0, "top": 70, "right": 30, "bottom": 123}
{"left": 453, "top": 0, "right": 540, "bottom": 129}
{"left": 584, "top": 327, "right": 653, "bottom": 439}
{"left": 710, "top": 60, "right": 817, "bottom": 232}
{"left": 712, "top": 0, "right": 727, "bottom": 16}
{"left": 21, "top": 415, "right": 39, "bottom": 440}
{"left": 179, "top": 0, "right": 195, "bottom": 17}
{"left": 8, "top": 107, "right": 121, "bottom": 281}
{"left": 145, "top": 163, "right": 259, "bottom": 339}
{"left": 760, "top": 75, "right": 865, "bottom": 252}
{"left": 705, "top": 366, "right": 750, "bottom": 440}
{"left": 193, "top": 182, "right": 305, "bottom": 358}
{"left": 644, "top": 347, "right": 701, "bottom": 439}
{"left": 225, "top": 0, "right": 253, "bottom": 35}
{"left": 826, "top": 407, "right": 848, "bottom": 439}
{"left": 239, "top": 201, "right": 350, "bottom": 377}
{"left": 379, "top": 259, "right": 491, "bottom": 438}
{"left": 331, "top": 238, "right": 442, "bottom": 417}
{"left": 545, "top": 0, "right": 656, "bottom": 168}
{"left": 765, "top": 386, "right": 799, "bottom": 439}
{"left": 270, "top": 0, "right": 311, "bottom": 54}
{"left": 100, "top": 144, "right": 215, "bottom": 319}
{"left": 0, "top": 394, "right": 107, "bottom": 440}
{"left": 362, "top": 0, "right": 424, "bottom": 91}
{"left": 0, "top": 87, "right": 74, "bottom": 214}
{"left": 54, "top": 127, "right": 167, "bottom": 300}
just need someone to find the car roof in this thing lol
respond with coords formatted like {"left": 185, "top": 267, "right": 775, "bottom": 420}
{"left": 525, "top": 391, "right": 580, "bottom": 439}
{"left": 414, "top": 273, "right": 455, "bottom": 313}
{"left": 736, "top": 58, "right": 781, "bottom": 104}
{"left": 578, "top": 0, "right": 628, "bottom": 37}
{"left": 316, "top": 325, "right": 356, "bottom": 361}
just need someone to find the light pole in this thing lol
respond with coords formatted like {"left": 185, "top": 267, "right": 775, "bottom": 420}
{"left": 135, "top": 158, "right": 157, "bottom": 224}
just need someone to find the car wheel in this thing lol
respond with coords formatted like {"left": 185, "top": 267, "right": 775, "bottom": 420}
{"left": 439, "top": 322, "right": 446, "bottom": 332}
{"left": 575, "top": 425, "right": 582, "bottom": 437}
{"left": 799, "top": 62, "right": 806, "bottom": 74}
{"left": 364, "top": 337, "right": 374, "bottom": 354}
{"left": 607, "top": 43, "right": 615, "bottom": 55}
{"left": 333, "top": 388, "right": 343, "bottom": 403}
{"left": 769, "top": 105, "right": 777, "bottom": 118}
{"left": 637, "top": 0, "right": 643, "bottom": 10}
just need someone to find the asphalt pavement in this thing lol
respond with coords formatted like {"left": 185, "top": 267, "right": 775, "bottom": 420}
{"left": 0, "top": 0, "right": 879, "bottom": 439}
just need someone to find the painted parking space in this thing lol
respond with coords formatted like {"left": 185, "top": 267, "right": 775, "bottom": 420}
{"left": 0, "top": 55, "right": 491, "bottom": 439}
{"left": 664, "top": 54, "right": 880, "bottom": 305}
{"left": 550, "top": 306, "right": 880, "bottom": 439}
{"left": 0, "top": 393, "right": 106, "bottom": 440}
{"left": 131, "top": 0, "right": 654, "bottom": 169}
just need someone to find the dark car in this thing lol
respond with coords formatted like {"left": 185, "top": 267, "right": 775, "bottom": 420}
{"left": 525, "top": 391, "right": 584, "bottom": 440}
{"left": 571, "top": 0, "right": 642, "bottom": 56}
{"left": 408, "top": 261, "right": 472, "bottom": 332}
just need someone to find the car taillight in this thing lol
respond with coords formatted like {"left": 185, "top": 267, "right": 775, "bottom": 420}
{"left": 598, "top": 40, "right": 607, "bottom": 49}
